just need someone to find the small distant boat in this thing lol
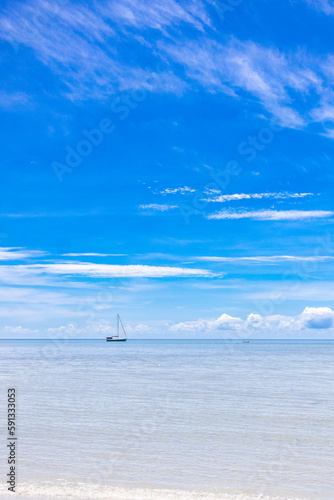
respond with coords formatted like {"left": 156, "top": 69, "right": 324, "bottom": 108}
{"left": 243, "top": 340, "right": 250, "bottom": 343}
{"left": 106, "top": 314, "right": 127, "bottom": 342}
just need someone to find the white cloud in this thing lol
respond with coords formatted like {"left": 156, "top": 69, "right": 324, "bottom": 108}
{"left": 170, "top": 312, "right": 243, "bottom": 332}
{"left": 0, "top": 91, "right": 29, "bottom": 108}
{"left": 207, "top": 209, "right": 333, "bottom": 221}
{"left": 63, "top": 253, "right": 127, "bottom": 257}
{"left": 101, "top": 0, "right": 211, "bottom": 31}
{"left": 15, "top": 262, "right": 217, "bottom": 278}
{"left": 139, "top": 204, "right": 178, "bottom": 212}
{"left": 0, "top": 286, "right": 71, "bottom": 305}
{"left": 47, "top": 323, "right": 79, "bottom": 336}
{"left": 150, "top": 189, "right": 312, "bottom": 203}
{"left": 300, "top": 306, "right": 334, "bottom": 329}
{"left": 0, "top": 0, "right": 193, "bottom": 101}
{"left": 160, "top": 38, "right": 321, "bottom": 128}
{"left": 158, "top": 186, "right": 196, "bottom": 195}
{"left": 4, "top": 325, "right": 39, "bottom": 335}
{"left": 1, "top": 0, "right": 333, "bottom": 135}
{"left": 245, "top": 313, "right": 266, "bottom": 330}
{"left": 126, "top": 323, "right": 153, "bottom": 334}
{"left": 304, "top": 0, "right": 334, "bottom": 15}
{"left": 213, "top": 313, "right": 243, "bottom": 330}
{"left": 203, "top": 187, "right": 221, "bottom": 195}
{"left": 47, "top": 319, "right": 153, "bottom": 338}
{"left": 1, "top": 210, "right": 101, "bottom": 217}
{"left": 4, "top": 307, "right": 334, "bottom": 339}
{"left": 170, "top": 307, "right": 334, "bottom": 334}
{"left": 321, "top": 127, "right": 334, "bottom": 139}
{"left": 194, "top": 255, "right": 334, "bottom": 263}
{"left": 0, "top": 247, "right": 46, "bottom": 260}
{"left": 202, "top": 192, "right": 313, "bottom": 203}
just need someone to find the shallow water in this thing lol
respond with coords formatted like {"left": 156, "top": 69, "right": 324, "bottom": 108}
{"left": 0, "top": 339, "right": 333, "bottom": 499}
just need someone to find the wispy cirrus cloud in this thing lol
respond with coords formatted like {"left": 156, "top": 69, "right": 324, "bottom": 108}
{"left": 157, "top": 186, "right": 196, "bottom": 195}
{"left": 2, "top": 262, "right": 218, "bottom": 278}
{"left": 207, "top": 209, "right": 334, "bottom": 220}
{"left": 0, "top": 247, "right": 46, "bottom": 260}
{"left": 303, "top": 0, "right": 334, "bottom": 15}
{"left": 201, "top": 192, "right": 313, "bottom": 203}
{"left": 0, "top": 210, "right": 103, "bottom": 218}
{"left": 159, "top": 38, "right": 322, "bottom": 128}
{"left": 0, "top": 0, "right": 195, "bottom": 101}
{"left": 139, "top": 203, "right": 178, "bottom": 212}
{"left": 63, "top": 253, "right": 127, "bottom": 257}
{"left": 1, "top": 0, "right": 334, "bottom": 135}
{"left": 103, "top": 0, "right": 211, "bottom": 31}
{"left": 194, "top": 255, "right": 334, "bottom": 263}
{"left": 0, "top": 90, "right": 30, "bottom": 108}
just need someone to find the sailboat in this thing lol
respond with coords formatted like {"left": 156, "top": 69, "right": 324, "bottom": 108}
{"left": 105, "top": 314, "right": 127, "bottom": 342}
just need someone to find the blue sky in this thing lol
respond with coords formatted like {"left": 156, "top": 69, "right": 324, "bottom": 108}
{"left": 1, "top": 0, "right": 334, "bottom": 338}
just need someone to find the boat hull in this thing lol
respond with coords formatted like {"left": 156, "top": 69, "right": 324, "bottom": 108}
{"left": 105, "top": 337, "right": 127, "bottom": 342}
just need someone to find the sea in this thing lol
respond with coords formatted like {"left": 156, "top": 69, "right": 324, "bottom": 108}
{"left": 0, "top": 339, "right": 333, "bottom": 500}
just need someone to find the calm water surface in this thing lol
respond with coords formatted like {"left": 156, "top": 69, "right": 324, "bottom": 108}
{"left": 0, "top": 339, "right": 333, "bottom": 499}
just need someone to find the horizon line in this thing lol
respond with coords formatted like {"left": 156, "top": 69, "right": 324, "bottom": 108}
{"left": 1, "top": 338, "right": 334, "bottom": 341}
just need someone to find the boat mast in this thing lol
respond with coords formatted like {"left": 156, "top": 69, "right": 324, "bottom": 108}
{"left": 118, "top": 315, "right": 127, "bottom": 339}
{"left": 117, "top": 314, "right": 120, "bottom": 338}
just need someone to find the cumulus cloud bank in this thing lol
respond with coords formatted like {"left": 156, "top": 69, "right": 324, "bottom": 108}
{"left": 170, "top": 307, "right": 334, "bottom": 333}
{"left": 301, "top": 307, "right": 334, "bottom": 329}
{"left": 4, "top": 308, "right": 334, "bottom": 339}
{"left": 47, "top": 319, "right": 152, "bottom": 338}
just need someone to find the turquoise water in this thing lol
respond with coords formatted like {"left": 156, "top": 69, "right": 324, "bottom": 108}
{"left": 0, "top": 339, "right": 333, "bottom": 499}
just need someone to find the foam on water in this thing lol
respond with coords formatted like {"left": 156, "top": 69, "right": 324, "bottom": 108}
{"left": 0, "top": 481, "right": 307, "bottom": 500}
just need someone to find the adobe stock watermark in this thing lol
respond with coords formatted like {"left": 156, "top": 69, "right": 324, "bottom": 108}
{"left": 179, "top": 118, "right": 283, "bottom": 224}
{"left": 52, "top": 71, "right": 160, "bottom": 183}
